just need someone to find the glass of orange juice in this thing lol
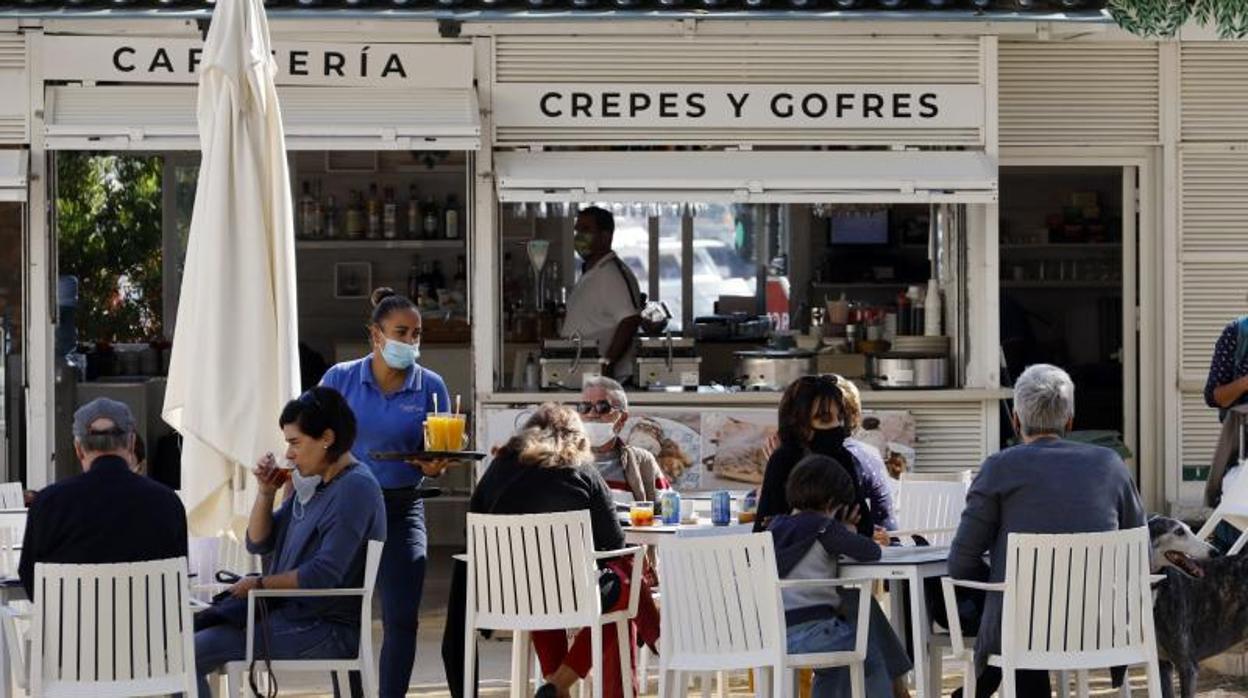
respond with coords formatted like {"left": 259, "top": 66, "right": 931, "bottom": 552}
{"left": 629, "top": 502, "right": 655, "bottom": 527}
{"left": 424, "top": 414, "right": 467, "bottom": 452}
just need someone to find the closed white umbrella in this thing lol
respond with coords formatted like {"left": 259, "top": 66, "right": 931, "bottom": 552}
{"left": 163, "top": 0, "right": 299, "bottom": 536}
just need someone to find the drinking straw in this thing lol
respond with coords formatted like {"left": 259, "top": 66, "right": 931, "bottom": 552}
{"left": 455, "top": 394, "right": 461, "bottom": 416}
{"left": 433, "top": 393, "right": 439, "bottom": 415}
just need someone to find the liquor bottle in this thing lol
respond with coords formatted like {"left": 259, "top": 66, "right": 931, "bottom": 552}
{"left": 345, "top": 191, "right": 364, "bottom": 240}
{"left": 324, "top": 194, "right": 339, "bottom": 239}
{"left": 414, "top": 257, "right": 429, "bottom": 300}
{"left": 298, "top": 181, "right": 317, "bottom": 239}
{"left": 453, "top": 254, "right": 468, "bottom": 294}
{"left": 366, "top": 183, "right": 382, "bottom": 240}
{"left": 422, "top": 196, "right": 440, "bottom": 239}
{"left": 310, "top": 181, "right": 324, "bottom": 239}
{"left": 444, "top": 194, "right": 461, "bottom": 240}
{"left": 406, "top": 185, "right": 420, "bottom": 240}
{"left": 382, "top": 187, "right": 398, "bottom": 240}
{"left": 418, "top": 260, "right": 435, "bottom": 308}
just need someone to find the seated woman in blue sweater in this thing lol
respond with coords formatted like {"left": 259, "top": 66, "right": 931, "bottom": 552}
{"left": 768, "top": 455, "right": 911, "bottom": 698}
{"left": 194, "top": 387, "right": 387, "bottom": 697}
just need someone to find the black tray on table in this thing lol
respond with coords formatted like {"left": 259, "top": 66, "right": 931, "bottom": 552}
{"left": 370, "top": 450, "right": 488, "bottom": 462}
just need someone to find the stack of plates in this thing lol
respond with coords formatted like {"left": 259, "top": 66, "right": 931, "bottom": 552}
{"left": 891, "top": 336, "right": 950, "bottom": 355}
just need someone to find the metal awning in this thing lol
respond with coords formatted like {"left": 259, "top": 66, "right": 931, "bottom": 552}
{"left": 44, "top": 85, "right": 481, "bottom": 151}
{"left": 0, "top": 150, "right": 27, "bottom": 202}
{"left": 495, "top": 150, "right": 998, "bottom": 204}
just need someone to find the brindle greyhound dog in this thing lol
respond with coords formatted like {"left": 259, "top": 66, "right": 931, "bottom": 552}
{"left": 1144, "top": 515, "right": 1244, "bottom": 698}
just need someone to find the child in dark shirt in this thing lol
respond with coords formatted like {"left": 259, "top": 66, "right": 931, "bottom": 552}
{"left": 767, "top": 455, "right": 911, "bottom": 698}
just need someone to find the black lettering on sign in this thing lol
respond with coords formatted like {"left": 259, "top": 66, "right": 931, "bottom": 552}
{"left": 771, "top": 93, "right": 794, "bottom": 118}
{"left": 659, "top": 93, "right": 679, "bottom": 118}
{"left": 629, "top": 93, "right": 652, "bottom": 117}
{"left": 571, "top": 92, "right": 592, "bottom": 118}
{"left": 892, "top": 93, "right": 912, "bottom": 119}
{"left": 918, "top": 93, "right": 939, "bottom": 118}
{"left": 381, "top": 54, "right": 406, "bottom": 78}
{"left": 802, "top": 93, "right": 828, "bottom": 118}
{"left": 687, "top": 93, "right": 707, "bottom": 119}
{"left": 540, "top": 92, "right": 562, "bottom": 118}
{"left": 149, "top": 47, "right": 174, "bottom": 73}
{"left": 727, "top": 92, "right": 750, "bottom": 118}
{"left": 863, "top": 93, "right": 884, "bottom": 118}
{"left": 325, "top": 52, "right": 346, "bottom": 77}
{"left": 360, "top": 46, "right": 369, "bottom": 78}
{"left": 835, "top": 93, "right": 854, "bottom": 118}
{"left": 602, "top": 92, "right": 622, "bottom": 118}
{"left": 189, "top": 47, "right": 203, "bottom": 73}
{"left": 113, "top": 46, "right": 136, "bottom": 72}
{"left": 289, "top": 50, "right": 309, "bottom": 76}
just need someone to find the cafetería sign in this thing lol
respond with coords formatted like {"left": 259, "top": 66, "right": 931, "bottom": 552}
{"left": 493, "top": 83, "right": 984, "bottom": 129}
{"left": 41, "top": 36, "right": 471, "bottom": 88}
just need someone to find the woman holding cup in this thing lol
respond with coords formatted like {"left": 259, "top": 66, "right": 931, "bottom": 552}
{"left": 319, "top": 287, "right": 452, "bottom": 698}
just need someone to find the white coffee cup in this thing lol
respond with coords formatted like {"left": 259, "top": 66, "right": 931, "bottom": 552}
{"left": 680, "top": 499, "right": 695, "bottom": 521}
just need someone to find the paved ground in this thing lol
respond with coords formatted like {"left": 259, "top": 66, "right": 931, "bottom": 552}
{"left": 262, "top": 548, "right": 1248, "bottom": 697}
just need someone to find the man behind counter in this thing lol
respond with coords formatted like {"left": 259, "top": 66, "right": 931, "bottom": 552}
{"left": 561, "top": 206, "right": 644, "bottom": 383}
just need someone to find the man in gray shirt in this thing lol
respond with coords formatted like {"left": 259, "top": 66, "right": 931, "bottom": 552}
{"left": 949, "top": 364, "right": 1146, "bottom": 698}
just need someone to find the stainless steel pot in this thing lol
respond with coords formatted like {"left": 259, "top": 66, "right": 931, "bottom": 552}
{"left": 735, "top": 349, "right": 815, "bottom": 391}
{"left": 869, "top": 353, "right": 948, "bottom": 389}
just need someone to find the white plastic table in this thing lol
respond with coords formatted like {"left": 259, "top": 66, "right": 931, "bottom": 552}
{"left": 841, "top": 545, "right": 951, "bottom": 698}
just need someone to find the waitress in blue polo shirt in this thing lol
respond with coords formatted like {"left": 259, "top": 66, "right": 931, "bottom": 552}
{"left": 320, "top": 287, "right": 451, "bottom": 698}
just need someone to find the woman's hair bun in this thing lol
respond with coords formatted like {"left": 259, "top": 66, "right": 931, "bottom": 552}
{"left": 371, "top": 287, "right": 398, "bottom": 308}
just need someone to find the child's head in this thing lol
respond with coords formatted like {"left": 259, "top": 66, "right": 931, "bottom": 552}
{"left": 785, "top": 454, "right": 855, "bottom": 514}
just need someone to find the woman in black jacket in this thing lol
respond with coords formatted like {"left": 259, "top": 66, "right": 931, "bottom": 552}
{"left": 445, "top": 403, "right": 630, "bottom": 698}
{"left": 754, "top": 374, "right": 895, "bottom": 542}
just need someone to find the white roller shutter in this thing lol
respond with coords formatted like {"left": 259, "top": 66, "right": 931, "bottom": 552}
{"left": 1176, "top": 145, "right": 1248, "bottom": 497}
{"left": 908, "top": 402, "right": 988, "bottom": 473}
{"left": 0, "top": 150, "right": 26, "bottom": 202}
{"left": 493, "top": 35, "right": 984, "bottom": 148}
{"left": 1181, "top": 43, "right": 1248, "bottom": 142}
{"left": 1179, "top": 392, "right": 1220, "bottom": 483}
{"left": 495, "top": 150, "right": 997, "bottom": 204}
{"left": 0, "top": 35, "right": 27, "bottom": 144}
{"left": 998, "top": 42, "right": 1160, "bottom": 146}
{"left": 44, "top": 85, "right": 480, "bottom": 151}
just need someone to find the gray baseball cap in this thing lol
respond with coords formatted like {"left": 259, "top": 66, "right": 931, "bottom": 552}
{"left": 72, "top": 398, "right": 137, "bottom": 439}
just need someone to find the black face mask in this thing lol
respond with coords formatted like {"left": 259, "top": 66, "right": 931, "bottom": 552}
{"left": 809, "top": 425, "right": 851, "bottom": 453}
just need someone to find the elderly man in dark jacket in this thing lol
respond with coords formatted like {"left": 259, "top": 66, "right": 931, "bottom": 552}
{"left": 948, "top": 364, "right": 1146, "bottom": 698}
{"left": 18, "top": 398, "right": 188, "bottom": 601}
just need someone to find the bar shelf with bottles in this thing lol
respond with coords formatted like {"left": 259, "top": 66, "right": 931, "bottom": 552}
{"left": 292, "top": 151, "right": 470, "bottom": 344}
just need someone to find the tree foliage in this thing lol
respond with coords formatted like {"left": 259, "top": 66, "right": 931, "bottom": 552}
{"left": 56, "top": 152, "right": 164, "bottom": 344}
{"left": 1109, "top": 0, "right": 1248, "bottom": 39}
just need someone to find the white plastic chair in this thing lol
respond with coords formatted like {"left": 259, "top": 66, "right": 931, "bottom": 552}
{"left": 891, "top": 478, "right": 970, "bottom": 546}
{"left": 656, "top": 531, "right": 873, "bottom": 698}
{"left": 188, "top": 533, "right": 262, "bottom": 603}
{"left": 29, "top": 556, "right": 198, "bottom": 696}
{"left": 220, "top": 538, "right": 384, "bottom": 698}
{"left": 942, "top": 528, "right": 1163, "bottom": 698}
{"left": 0, "top": 483, "right": 25, "bottom": 509}
{"left": 1197, "top": 462, "right": 1248, "bottom": 554}
{"left": 464, "top": 511, "right": 645, "bottom": 698}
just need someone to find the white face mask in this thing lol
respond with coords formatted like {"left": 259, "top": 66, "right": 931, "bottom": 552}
{"left": 583, "top": 421, "right": 618, "bottom": 448}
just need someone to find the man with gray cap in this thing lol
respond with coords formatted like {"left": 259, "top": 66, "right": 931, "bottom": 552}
{"left": 18, "top": 398, "right": 188, "bottom": 600}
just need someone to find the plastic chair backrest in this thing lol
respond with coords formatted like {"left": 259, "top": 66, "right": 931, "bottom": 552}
{"left": 465, "top": 511, "right": 600, "bottom": 632}
{"left": 0, "top": 482, "right": 25, "bottom": 509}
{"left": 656, "top": 532, "right": 784, "bottom": 672}
{"left": 893, "top": 479, "right": 969, "bottom": 545}
{"left": 30, "top": 556, "right": 197, "bottom": 697}
{"left": 1000, "top": 528, "right": 1157, "bottom": 671}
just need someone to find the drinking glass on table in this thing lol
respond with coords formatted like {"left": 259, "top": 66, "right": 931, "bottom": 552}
{"left": 629, "top": 501, "right": 655, "bottom": 527}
